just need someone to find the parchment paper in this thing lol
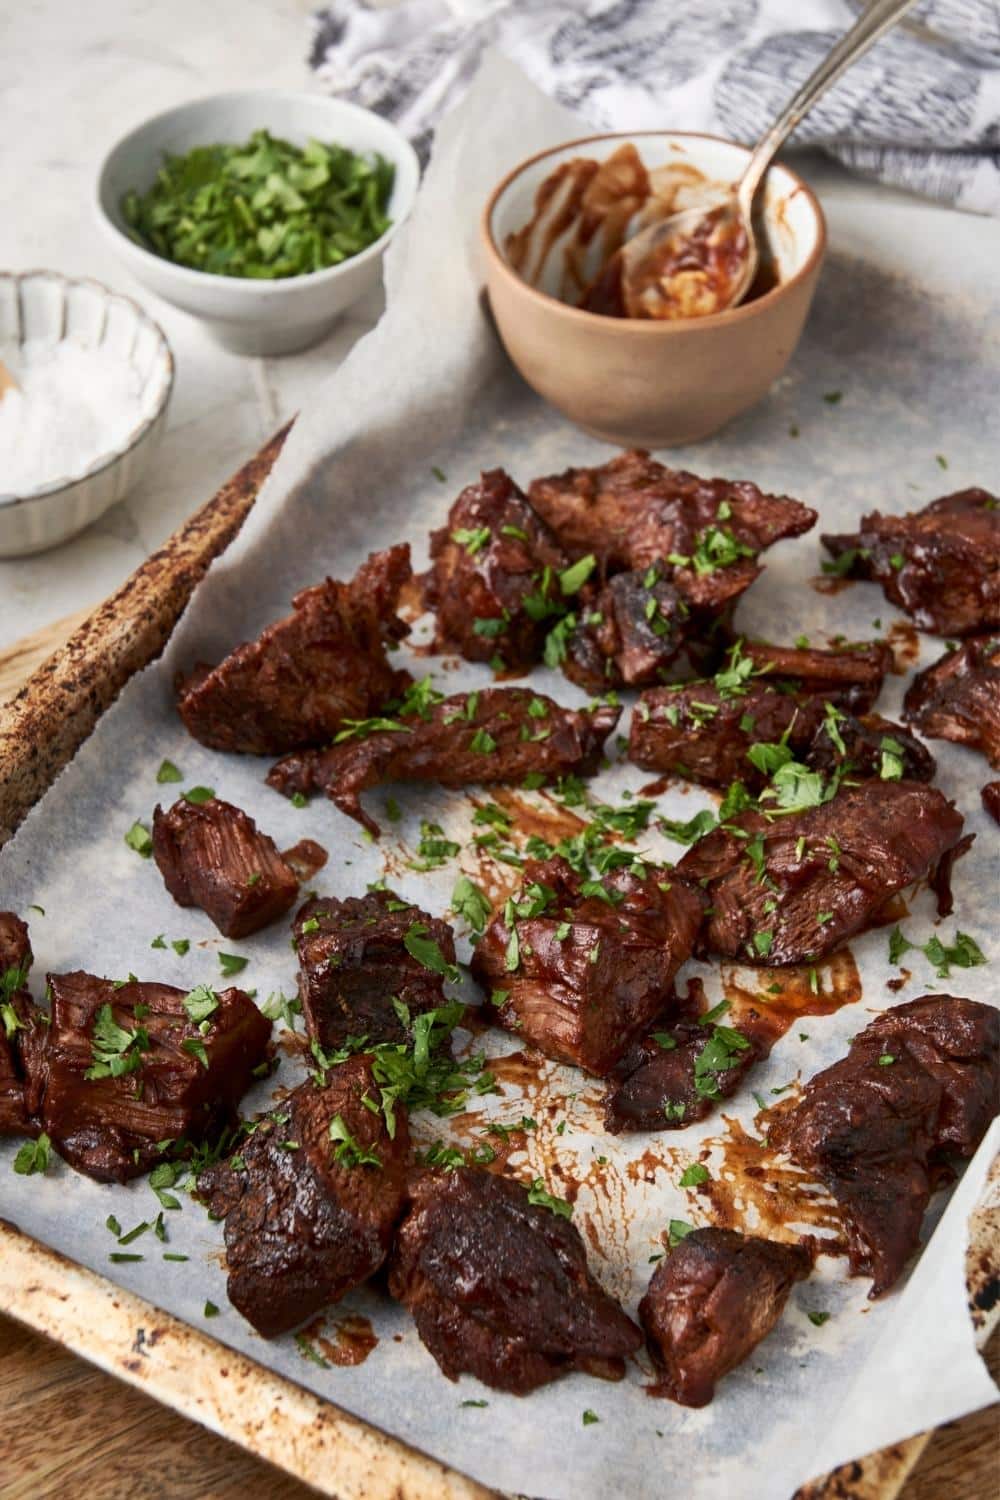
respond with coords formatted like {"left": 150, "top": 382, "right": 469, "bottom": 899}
{"left": 1, "top": 54, "right": 998, "bottom": 1500}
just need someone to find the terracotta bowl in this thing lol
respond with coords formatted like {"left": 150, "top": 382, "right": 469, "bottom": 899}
{"left": 481, "top": 132, "right": 826, "bottom": 448}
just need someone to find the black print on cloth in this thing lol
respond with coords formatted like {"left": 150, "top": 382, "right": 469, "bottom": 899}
{"left": 547, "top": 0, "right": 759, "bottom": 112}
{"left": 307, "top": 0, "right": 1000, "bottom": 214}
{"left": 716, "top": 28, "right": 980, "bottom": 148}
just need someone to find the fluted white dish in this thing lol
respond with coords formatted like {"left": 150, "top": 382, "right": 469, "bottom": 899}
{"left": 95, "top": 91, "right": 421, "bottom": 356}
{"left": 0, "top": 271, "right": 173, "bottom": 558}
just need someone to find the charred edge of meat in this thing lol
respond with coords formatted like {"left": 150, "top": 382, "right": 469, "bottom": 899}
{"left": 388, "top": 1166, "right": 643, "bottom": 1393}
{"left": 902, "top": 636, "right": 1000, "bottom": 770}
{"left": 424, "top": 469, "right": 570, "bottom": 669}
{"left": 267, "top": 689, "right": 621, "bottom": 836}
{"left": 675, "top": 781, "right": 970, "bottom": 966}
{"left": 152, "top": 796, "right": 300, "bottom": 938}
{"left": 197, "top": 1056, "right": 409, "bottom": 1337}
{"left": 821, "top": 490, "right": 1000, "bottom": 638}
{"left": 292, "top": 888, "right": 456, "bottom": 1050}
{"left": 770, "top": 995, "right": 999, "bottom": 1297}
{"left": 175, "top": 544, "right": 413, "bottom": 754}
{"left": 0, "top": 912, "right": 42, "bottom": 1137}
{"left": 604, "top": 1017, "right": 768, "bottom": 1134}
{"left": 470, "top": 855, "right": 705, "bottom": 1076}
{"left": 38, "top": 972, "right": 271, "bottom": 1183}
{"left": 639, "top": 1228, "right": 813, "bottom": 1406}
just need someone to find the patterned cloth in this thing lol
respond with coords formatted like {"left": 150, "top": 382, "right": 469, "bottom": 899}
{"left": 309, "top": 0, "right": 1000, "bottom": 214}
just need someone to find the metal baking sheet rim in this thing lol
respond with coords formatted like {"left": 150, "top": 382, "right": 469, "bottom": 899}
{"left": 0, "top": 437, "right": 996, "bottom": 1500}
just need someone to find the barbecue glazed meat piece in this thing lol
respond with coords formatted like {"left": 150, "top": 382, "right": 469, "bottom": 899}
{"left": 631, "top": 683, "right": 931, "bottom": 791}
{"left": 471, "top": 856, "right": 704, "bottom": 1076}
{"left": 388, "top": 1167, "right": 642, "bottom": 1393}
{"left": 903, "top": 637, "right": 1000, "bottom": 769}
{"left": 676, "top": 782, "right": 970, "bottom": 966}
{"left": 197, "top": 1057, "right": 408, "bottom": 1337}
{"left": 822, "top": 489, "right": 999, "bottom": 637}
{"left": 0, "top": 912, "right": 40, "bottom": 1136}
{"left": 559, "top": 569, "right": 729, "bottom": 693}
{"left": 424, "top": 469, "right": 571, "bottom": 669}
{"left": 152, "top": 796, "right": 299, "bottom": 938}
{"left": 176, "top": 545, "right": 412, "bottom": 754}
{"left": 639, "top": 1228, "right": 812, "bottom": 1406}
{"left": 528, "top": 449, "right": 816, "bottom": 611}
{"left": 983, "top": 782, "right": 1000, "bottom": 824}
{"left": 605, "top": 1016, "right": 767, "bottom": 1134}
{"left": 268, "top": 688, "right": 620, "bottom": 836}
{"left": 293, "top": 889, "right": 456, "bottom": 1050}
{"left": 741, "top": 640, "right": 892, "bottom": 713}
{"left": 39, "top": 972, "right": 271, "bottom": 1182}
{"left": 770, "top": 996, "right": 999, "bottom": 1296}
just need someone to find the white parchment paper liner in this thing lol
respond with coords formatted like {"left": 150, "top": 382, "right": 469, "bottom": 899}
{"left": 0, "top": 54, "right": 997, "bottom": 1500}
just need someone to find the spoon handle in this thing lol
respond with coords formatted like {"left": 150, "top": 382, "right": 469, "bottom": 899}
{"left": 737, "top": 0, "right": 921, "bottom": 218}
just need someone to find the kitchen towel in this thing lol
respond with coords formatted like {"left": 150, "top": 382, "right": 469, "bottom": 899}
{"left": 309, "top": 0, "right": 1000, "bottom": 214}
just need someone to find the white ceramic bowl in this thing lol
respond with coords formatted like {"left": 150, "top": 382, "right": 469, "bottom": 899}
{"left": 95, "top": 91, "right": 421, "bottom": 356}
{"left": 0, "top": 272, "right": 173, "bottom": 558}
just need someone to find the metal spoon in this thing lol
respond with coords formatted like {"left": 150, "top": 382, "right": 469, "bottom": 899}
{"left": 619, "top": 0, "right": 920, "bottom": 320}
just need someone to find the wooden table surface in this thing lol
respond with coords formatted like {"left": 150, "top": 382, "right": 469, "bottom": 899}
{"left": 1, "top": 616, "right": 997, "bottom": 1500}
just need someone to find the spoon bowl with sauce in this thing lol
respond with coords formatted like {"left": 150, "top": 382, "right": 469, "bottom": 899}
{"left": 482, "top": 131, "right": 825, "bottom": 447}
{"left": 614, "top": 0, "right": 917, "bottom": 322}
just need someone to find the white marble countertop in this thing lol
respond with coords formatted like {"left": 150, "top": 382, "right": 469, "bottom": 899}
{"left": 0, "top": 0, "right": 982, "bottom": 654}
{"left": 0, "top": 0, "right": 382, "bottom": 650}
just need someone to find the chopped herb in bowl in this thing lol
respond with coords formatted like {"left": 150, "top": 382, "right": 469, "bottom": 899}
{"left": 121, "top": 130, "right": 395, "bottom": 280}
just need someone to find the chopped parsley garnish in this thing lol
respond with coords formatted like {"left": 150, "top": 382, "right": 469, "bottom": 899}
{"left": 807, "top": 1310, "right": 831, "bottom": 1326}
{"left": 329, "top": 1114, "right": 382, "bottom": 1169}
{"left": 823, "top": 390, "right": 842, "bottom": 405}
{"left": 218, "top": 952, "right": 248, "bottom": 977}
{"left": 693, "top": 1022, "right": 751, "bottom": 1099}
{"left": 888, "top": 925, "right": 986, "bottom": 978}
{"left": 262, "top": 990, "right": 302, "bottom": 1028}
{"left": 879, "top": 735, "right": 906, "bottom": 781}
{"left": 559, "top": 554, "right": 597, "bottom": 595}
{"left": 527, "top": 1178, "right": 573, "bottom": 1219}
{"left": 403, "top": 923, "right": 460, "bottom": 983}
{"left": 204, "top": 1300, "right": 220, "bottom": 1318}
{"left": 124, "top": 821, "right": 153, "bottom": 858}
{"left": 468, "top": 727, "right": 497, "bottom": 754}
{"left": 85, "top": 1004, "right": 150, "bottom": 1080}
{"left": 13, "top": 1132, "right": 51, "bottom": 1176}
{"left": 658, "top": 808, "right": 717, "bottom": 846}
{"left": 182, "top": 984, "right": 220, "bottom": 1026}
{"left": 182, "top": 1037, "right": 210, "bottom": 1070}
{"left": 156, "top": 759, "right": 183, "bottom": 783}
{"left": 668, "top": 1219, "right": 695, "bottom": 1249}
{"left": 821, "top": 547, "right": 867, "bottom": 577}
{"left": 182, "top": 785, "right": 216, "bottom": 805}
{"left": 582, "top": 1410, "right": 600, "bottom": 1426}
{"left": 472, "top": 615, "right": 508, "bottom": 639}
{"left": 408, "top": 819, "right": 460, "bottom": 870}
{"left": 451, "top": 525, "right": 491, "bottom": 555}
{"left": 333, "top": 715, "right": 407, "bottom": 744}
{"left": 678, "top": 1163, "right": 710, "bottom": 1188}
{"left": 451, "top": 875, "right": 492, "bottom": 934}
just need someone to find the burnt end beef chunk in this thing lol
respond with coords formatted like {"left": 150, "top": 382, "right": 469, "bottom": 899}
{"left": 40, "top": 972, "right": 270, "bottom": 1183}
{"left": 822, "top": 489, "right": 999, "bottom": 637}
{"left": 153, "top": 796, "right": 299, "bottom": 938}
{"left": 560, "top": 568, "right": 728, "bottom": 694}
{"left": 388, "top": 1167, "right": 642, "bottom": 1393}
{"left": 903, "top": 637, "right": 1000, "bottom": 769}
{"left": 268, "top": 688, "right": 620, "bottom": 836}
{"left": 293, "top": 889, "right": 456, "bottom": 1050}
{"left": 528, "top": 449, "right": 816, "bottom": 612}
{"left": 806, "top": 712, "right": 935, "bottom": 785}
{"left": 741, "top": 640, "right": 892, "bottom": 713}
{"left": 770, "top": 996, "right": 999, "bottom": 1296}
{"left": 983, "top": 782, "right": 1000, "bottom": 824}
{"left": 176, "top": 544, "right": 412, "bottom": 754}
{"left": 197, "top": 1057, "right": 408, "bottom": 1337}
{"left": 470, "top": 856, "right": 704, "bottom": 1075}
{"left": 639, "top": 1228, "right": 812, "bottom": 1406}
{"left": 605, "top": 1016, "right": 767, "bottom": 1134}
{"left": 676, "top": 782, "right": 970, "bottom": 966}
{"left": 0, "top": 912, "right": 40, "bottom": 1136}
{"left": 424, "top": 469, "right": 570, "bottom": 668}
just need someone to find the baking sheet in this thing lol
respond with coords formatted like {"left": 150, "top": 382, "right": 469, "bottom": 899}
{"left": 1, "top": 53, "right": 998, "bottom": 1500}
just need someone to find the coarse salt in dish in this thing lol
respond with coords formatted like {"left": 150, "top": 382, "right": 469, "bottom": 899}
{"left": 0, "top": 339, "right": 148, "bottom": 499}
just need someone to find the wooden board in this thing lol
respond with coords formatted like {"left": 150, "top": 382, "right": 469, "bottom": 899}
{"left": 0, "top": 435, "right": 995, "bottom": 1500}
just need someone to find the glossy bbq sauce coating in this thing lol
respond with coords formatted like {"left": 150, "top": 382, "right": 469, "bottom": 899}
{"left": 389, "top": 1167, "right": 642, "bottom": 1393}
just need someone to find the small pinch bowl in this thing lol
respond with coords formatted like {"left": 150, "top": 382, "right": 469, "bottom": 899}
{"left": 482, "top": 132, "right": 826, "bottom": 448}
{"left": 0, "top": 271, "right": 173, "bottom": 558}
{"left": 96, "top": 91, "right": 421, "bottom": 357}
